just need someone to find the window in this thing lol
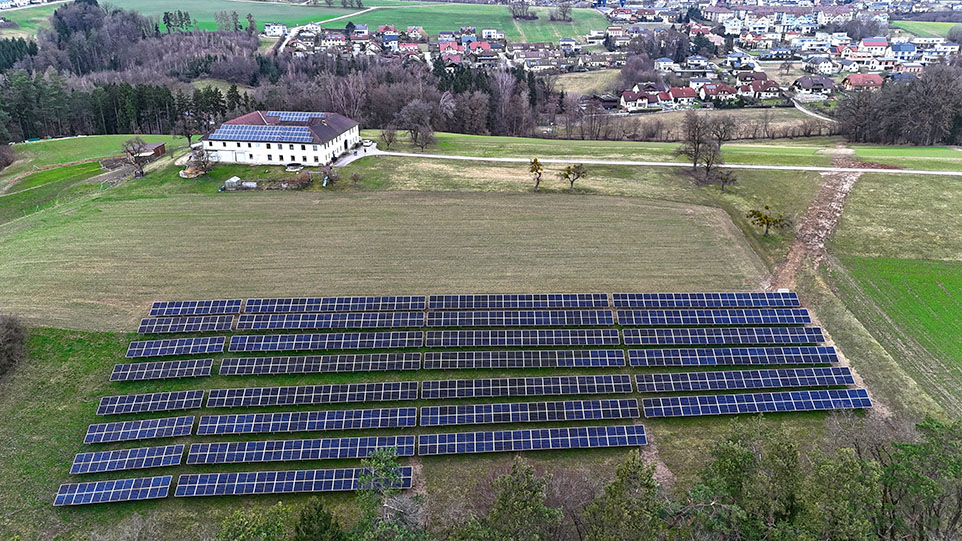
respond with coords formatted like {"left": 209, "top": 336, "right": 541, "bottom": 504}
{"left": 302, "top": 156, "right": 307, "bottom": 162}
{"left": 266, "top": 143, "right": 271, "bottom": 149}
{"left": 236, "top": 143, "right": 241, "bottom": 148}
{"left": 222, "top": 142, "right": 226, "bottom": 147}
{"left": 267, "top": 154, "right": 272, "bottom": 161}
{"left": 279, "top": 155, "right": 284, "bottom": 162}
{"left": 207, "top": 141, "right": 213, "bottom": 147}
{"left": 312, "top": 145, "right": 318, "bottom": 151}
{"left": 247, "top": 143, "right": 252, "bottom": 148}
{"left": 301, "top": 145, "right": 306, "bottom": 151}
{"left": 314, "top": 156, "right": 319, "bottom": 162}
{"left": 289, "top": 144, "right": 294, "bottom": 150}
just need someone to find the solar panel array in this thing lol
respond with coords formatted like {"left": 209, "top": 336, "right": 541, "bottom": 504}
{"left": 236, "top": 312, "right": 424, "bottom": 330}
{"left": 206, "top": 382, "right": 419, "bottom": 408}
{"left": 219, "top": 354, "right": 421, "bottom": 375}
{"left": 424, "top": 329, "right": 620, "bottom": 348}
{"left": 616, "top": 309, "right": 811, "bottom": 327}
{"left": 84, "top": 417, "right": 195, "bottom": 444}
{"left": 635, "top": 367, "right": 855, "bottom": 393}
{"left": 421, "top": 375, "right": 633, "bottom": 399}
{"left": 97, "top": 391, "right": 205, "bottom": 416}
{"left": 210, "top": 124, "right": 314, "bottom": 143}
{"left": 428, "top": 293, "right": 609, "bottom": 309}
{"left": 138, "top": 316, "right": 235, "bottom": 335}
{"left": 418, "top": 425, "right": 647, "bottom": 456}
{"left": 422, "top": 349, "right": 625, "bottom": 370}
{"left": 110, "top": 359, "right": 214, "bottom": 381}
{"left": 175, "top": 467, "right": 414, "bottom": 497}
{"left": 623, "top": 327, "right": 824, "bottom": 346}
{"left": 228, "top": 332, "right": 423, "bottom": 352}
{"left": 149, "top": 299, "right": 242, "bottom": 317}
{"left": 54, "top": 476, "right": 172, "bottom": 506}
{"left": 197, "top": 408, "right": 417, "bottom": 435}
{"left": 613, "top": 292, "right": 800, "bottom": 308}
{"left": 420, "top": 399, "right": 640, "bottom": 426}
{"left": 426, "top": 310, "right": 614, "bottom": 327}
{"left": 628, "top": 346, "right": 839, "bottom": 367}
{"left": 186, "top": 436, "right": 416, "bottom": 465}
{"left": 266, "top": 111, "right": 327, "bottom": 122}
{"left": 126, "top": 337, "right": 225, "bottom": 358}
{"left": 71, "top": 445, "right": 184, "bottom": 474}
{"left": 244, "top": 296, "right": 426, "bottom": 313}
{"left": 642, "top": 389, "right": 872, "bottom": 418}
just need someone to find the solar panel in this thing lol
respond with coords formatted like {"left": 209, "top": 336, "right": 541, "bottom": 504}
{"left": 97, "top": 391, "right": 205, "bottom": 416}
{"left": 266, "top": 111, "right": 327, "bottom": 122}
{"left": 54, "top": 475, "right": 172, "bottom": 506}
{"left": 635, "top": 367, "right": 855, "bottom": 393}
{"left": 423, "top": 349, "right": 625, "bottom": 370}
{"left": 228, "top": 332, "right": 423, "bottom": 352}
{"left": 197, "top": 408, "right": 418, "bottom": 435}
{"left": 616, "top": 309, "right": 811, "bottom": 327}
{"left": 149, "top": 299, "right": 242, "bottom": 317}
{"left": 420, "top": 399, "right": 640, "bottom": 426}
{"left": 628, "top": 346, "right": 840, "bottom": 367}
{"left": 244, "top": 296, "right": 426, "bottom": 313}
{"left": 186, "top": 436, "right": 416, "bottom": 465}
{"left": 219, "top": 354, "right": 421, "bottom": 375}
{"left": 622, "top": 327, "right": 824, "bottom": 346}
{"left": 421, "top": 375, "right": 633, "bottom": 399}
{"left": 424, "top": 329, "right": 620, "bottom": 348}
{"left": 426, "top": 310, "right": 614, "bottom": 327}
{"left": 210, "top": 124, "right": 314, "bottom": 143}
{"left": 417, "top": 425, "right": 646, "bottom": 456}
{"left": 237, "top": 312, "right": 424, "bottom": 330}
{"left": 137, "top": 316, "right": 235, "bottom": 334}
{"left": 84, "top": 416, "right": 194, "bottom": 444}
{"left": 175, "top": 467, "right": 414, "bottom": 497}
{"left": 125, "top": 337, "right": 225, "bottom": 358}
{"left": 71, "top": 445, "right": 184, "bottom": 475}
{"left": 428, "top": 293, "right": 609, "bottom": 310}
{"left": 206, "top": 382, "right": 419, "bottom": 408}
{"left": 110, "top": 359, "right": 213, "bottom": 381}
{"left": 641, "top": 389, "right": 873, "bottom": 418}
{"left": 613, "top": 292, "right": 800, "bottom": 309}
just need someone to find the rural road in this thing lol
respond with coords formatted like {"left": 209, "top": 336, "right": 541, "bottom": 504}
{"left": 792, "top": 99, "right": 838, "bottom": 124}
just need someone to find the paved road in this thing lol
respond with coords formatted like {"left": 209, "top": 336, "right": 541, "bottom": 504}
{"left": 792, "top": 99, "right": 838, "bottom": 124}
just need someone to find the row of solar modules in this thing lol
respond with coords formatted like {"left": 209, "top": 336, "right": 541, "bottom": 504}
{"left": 146, "top": 292, "right": 801, "bottom": 317}
{"left": 110, "top": 347, "right": 842, "bottom": 382}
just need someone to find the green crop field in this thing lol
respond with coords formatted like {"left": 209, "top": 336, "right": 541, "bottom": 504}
{"left": 0, "top": 2, "right": 60, "bottom": 39}
{"left": 853, "top": 144, "right": 962, "bottom": 171}
{"left": 891, "top": 20, "right": 958, "bottom": 38}
{"left": 0, "top": 162, "right": 103, "bottom": 225}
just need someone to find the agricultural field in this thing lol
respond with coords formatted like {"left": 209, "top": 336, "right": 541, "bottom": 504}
{"left": 554, "top": 70, "right": 620, "bottom": 95}
{"left": 0, "top": 2, "right": 60, "bottom": 39}
{"left": 852, "top": 144, "right": 962, "bottom": 171}
{"left": 891, "top": 20, "right": 958, "bottom": 38}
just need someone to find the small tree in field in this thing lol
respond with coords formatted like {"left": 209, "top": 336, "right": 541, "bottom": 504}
{"left": 746, "top": 205, "right": 790, "bottom": 236}
{"left": 530, "top": 158, "right": 544, "bottom": 191}
{"left": 715, "top": 169, "right": 737, "bottom": 192}
{"left": 379, "top": 125, "right": 397, "bottom": 150}
{"left": 189, "top": 148, "right": 218, "bottom": 175}
{"left": 411, "top": 123, "right": 435, "bottom": 151}
{"left": 122, "top": 137, "right": 149, "bottom": 177}
{"left": 558, "top": 163, "right": 587, "bottom": 191}
{"left": 350, "top": 172, "right": 362, "bottom": 186}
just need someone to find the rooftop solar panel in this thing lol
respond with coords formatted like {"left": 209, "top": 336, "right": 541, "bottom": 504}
{"left": 125, "top": 337, "right": 225, "bottom": 358}
{"left": 244, "top": 296, "right": 426, "bottom": 313}
{"left": 421, "top": 375, "right": 633, "bottom": 400}
{"left": 237, "top": 312, "right": 424, "bottom": 330}
{"left": 420, "top": 399, "right": 640, "bottom": 427}
{"left": 149, "top": 299, "right": 242, "bottom": 317}
{"left": 635, "top": 367, "right": 854, "bottom": 393}
{"left": 628, "top": 346, "right": 840, "bottom": 367}
{"left": 428, "top": 293, "right": 609, "bottom": 310}
{"left": 210, "top": 124, "right": 314, "bottom": 143}
{"left": 110, "top": 359, "right": 213, "bottom": 382}
{"left": 422, "top": 349, "right": 625, "bottom": 370}
{"left": 426, "top": 310, "right": 614, "bottom": 327}
{"left": 175, "top": 467, "right": 413, "bottom": 497}
{"left": 417, "top": 425, "right": 646, "bottom": 456}
{"left": 84, "top": 416, "right": 194, "bottom": 444}
{"left": 616, "top": 309, "right": 811, "bottom": 327}
{"left": 187, "top": 436, "right": 416, "bottom": 465}
{"left": 228, "top": 332, "right": 423, "bottom": 353}
{"left": 97, "top": 391, "right": 205, "bottom": 416}
{"left": 613, "top": 292, "right": 800, "bottom": 309}
{"left": 137, "top": 316, "right": 235, "bottom": 335}
{"left": 71, "top": 445, "right": 184, "bottom": 475}
{"left": 197, "top": 408, "right": 417, "bottom": 435}
{"left": 219, "top": 354, "right": 421, "bottom": 375}
{"left": 622, "top": 327, "right": 823, "bottom": 347}
{"left": 266, "top": 111, "right": 327, "bottom": 122}
{"left": 642, "top": 389, "right": 872, "bottom": 418}
{"left": 206, "top": 382, "right": 419, "bottom": 408}
{"left": 53, "top": 475, "right": 172, "bottom": 506}
{"left": 424, "top": 329, "right": 620, "bottom": 348}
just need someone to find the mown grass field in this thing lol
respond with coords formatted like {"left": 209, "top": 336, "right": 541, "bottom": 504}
{"left": 852, "top": 144, "right": 962, "bottom": 171}
{"left": 0, "top": 162, "right": 103, "bottom": 225}
{"left": 554, "top": 70, "right": 620, "bottom": 95}
{"left": 891, "top": 20, "right": 958, "bottom": 38}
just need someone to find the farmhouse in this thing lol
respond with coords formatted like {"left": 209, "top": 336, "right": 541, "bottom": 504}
{"left": 203, "top": 111, "right": 360, "bottom": 166}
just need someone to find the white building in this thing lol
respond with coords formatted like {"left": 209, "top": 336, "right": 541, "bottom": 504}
{"left": 203, "top": 111, "right": 360, "bottom": 166}
{"left": 264, "top": 23, "right": 288, "bottom": 37}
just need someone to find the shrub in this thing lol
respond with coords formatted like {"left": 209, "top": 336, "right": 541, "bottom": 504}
{"left": 293, "top": 499, "right": 346, "bottom": 541}
{"left": 0, "top": 313, "right": 26, "bottom": 379}
{"left": 216, "top": 502, "right": 291, "bottom": 541}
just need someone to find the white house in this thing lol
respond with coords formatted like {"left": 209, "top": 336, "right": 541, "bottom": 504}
{"left": 203, "top": 111, "right": 361, "bottom": 166}
{"left": 481, "top": 29, "right": 505, "bottom": 40}
{"left": 263, "top": 23, "right": 288, "bottom": 37}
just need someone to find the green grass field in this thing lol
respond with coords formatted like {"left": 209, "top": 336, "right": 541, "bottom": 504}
{"left": 853, "top": 144, "right": 962, "bottom": 171}
{"left": 554, "top": 70, "right": 620, "bottom": 95}
{"left": 0, "top": 162, "right": 104, "bottom": 225}
{"left": 0, "top": 2, "right": 60, "bottom": 39}
{"left": 891, "top": 20, "right": 958, "bottom": 38}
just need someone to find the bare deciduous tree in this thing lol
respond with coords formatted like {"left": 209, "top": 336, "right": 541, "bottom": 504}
{"left": 508, "top": 0, "right": 531, "bottom": 19}
{"left": 122, "top": 137, "right": 149, "bottom": 177}
{"left": 379, "top": 124, "right": 397, "bottom": 150}
{"left": 189, "top": 148, "right": 218, "bottom": 175}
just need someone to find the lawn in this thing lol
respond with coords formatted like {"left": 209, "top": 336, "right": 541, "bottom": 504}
{"left": 0, "top": 2, "right": 61, "bottom": 39}
{"left": 554, "top": 70, "right": 620, "bottom": 95}
{"left": 0, "top": 162, "right": 104, "bottom": 225}
{"left": 891, "top": 20, "right": 958, "bottom": 38}
{"left": 852, "top": 144, "right": 962, "bottom": 171}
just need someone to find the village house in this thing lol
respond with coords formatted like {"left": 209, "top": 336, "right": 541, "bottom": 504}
{"left": 843, "top": 73, "right": 884, "bottom": 91}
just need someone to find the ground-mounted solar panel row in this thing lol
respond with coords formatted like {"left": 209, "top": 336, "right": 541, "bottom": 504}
{"left": 613, "top": 292, "right": 800, "bottom": 309}
{"left": 635, "top": 367, "right": 855, "bottom": 393}
{"left": 197, "top": 408, "right": 417, "bottom": 435}
{"left": 426, "top": 310, "right": 614, "bottom": 327}
{"left": 616, "top": 308, "right": 811, "bottom": 327}
{"left": 219, "top": 354, "right": 421, "bottom": 375}
{"left": 422, "top": 349, "right": 626, "bottom": 369}
{"left": 424, "top": 329, "right": 621, "bottom": 348}
{"left": 174, "top": 467, "right": 414, "bottom": 498}
{"left": 186, "top": 436, "right": 416, "bottom": 465}
{"left": 642, "top": 389, "right": 872, "bottom": 418}
{"left": 420, "top": 399, "right": 640, "bottom": 427}
{"left": 236, "top": 312, "right": 425, "bottom": 330}
{"left": 623, "top": 327, "right": 824, "bottom": 346}
{"left": 628, "top": 346, "right": 840, "bottom": 367}
{"left": 149, "top": 300, "right": 242, "bottom": 317}
{"left": 228, "top": 332, "right": 423, "bottom": 352}
{"left": 138, "top": 315, "right": 235, "bottom": 335}
{"left": 71, "top": 445, "right": 184, "bottom": 475}
{"left": 420, "top": 375, "right": 633, "bottom": 399}
{"left": 84, "top": 417, "right": 195, "bottom": 444}
{"left": 110, "top": 359, "right": 214, "bottom": 381}
{"left": 126, "top": 337, "right": 225, "bottom": 358}
{"left": 244, "top": 296, "right": 426, "bottom": 313}
{"left": 428, "top": 293, "right": 610, "bottom": 310}
{"left": 205, "top": 382, "right": 420, "bottom": 408}
{"left": 417, "top": 425, "right": 647, "bottom": 456}
{"left": 97, "top": 391, "right": 205, "bottom": 416}
{"left": 54, "top": 475, "right": 172, "bottom": 506}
